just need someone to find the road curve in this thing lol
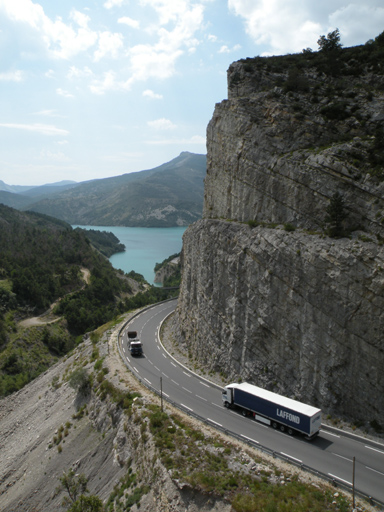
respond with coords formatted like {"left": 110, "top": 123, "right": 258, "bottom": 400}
{"left": 119, "top": 299, "right": 384, "bottom": 507}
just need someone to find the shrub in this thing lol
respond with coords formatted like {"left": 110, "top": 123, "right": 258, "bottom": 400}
{"left": 68, "top": 368, "right": 91, "bottom": 396}
{"left": 284, "top": 223, "right": 296, "bottom": 232}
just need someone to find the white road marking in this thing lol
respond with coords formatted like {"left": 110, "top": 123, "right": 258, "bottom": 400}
{"left": 199, "top": 381, "right": 210, "bottom": 387}
{"left": 332, "top": 452, "right": 353, "bottom": 462}
{"left": 328, "top": 473, "right": 352, "bottom": 486}
{"left": 182, "top": 387, "right": 192, "bottom": 393}
{"left": 123, "top": 347, "right": 126, "bottom": 353}
{"left": 320, "top": 430, "right": 340, "bottom": 438}
{"left": 181, "top": 404, "right": 193, "bottom": 412}
{"left": 241, "top": 434, "right": 259, "bottom": 444}
{"left": 365, "top": 445, "right": 384, "bottom": 455}
{"left": 171, "top": 362, "right": 177, "bottom": 367}
{"left": 366, "top": 466, "right": 384, "bottom": 476}
{"left": 133, "top": 367, "right": 138, "bottom": 373}
{"left": 171, "top": 380, "right": 179, "bottom": 386}
{"left": 196, "top": 395, "right": 207, "bottom": 401}
{"left": 281, "top": 452, "right": 302, "bottom": 464}
{"left": 208, "top": 419, "right": 222, "bottom": 427}
{"left": 144, "top": 378, "right": 151, "bottom": 385}
{"left": 163, "top": 392, "right": 169, "bottom": 398}
{"left": 154, "top": 366, "right": 160, "bottom": 372}
{"left": 211, "top": 403, "right": 222, "bottom": 409}
{"left": 162, "top": 373, "right": 169, "bottom": 378}
{"left": 183, "top": 371, "right": 191, "bottom": 377}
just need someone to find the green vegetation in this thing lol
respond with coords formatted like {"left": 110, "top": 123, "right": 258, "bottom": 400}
{"left": 75, "top": 228, "right": 125, "bottom": 257}
{"left": 101, "top": 398, "right": 351, "bottom": 512}
{"left": 283, "top": 223, "right": 296, "bottom": 232}
{"left": 106, "top": 470, "right": 149, "bottom": 512}
{"left": 0, "top": 321, "right": 74, "bottom": 397}
{"left": 154, "top": 252, "right": 181, "bottom": 287}
{"left": 243, "top": 29, "right": 384, "bottom": 77}
{"left": 317, "top": 28, "right": 343, "bottom": 52}
{"left": 0, "top": 204, "right": 178, "bottom": 397}
{"left": 154, "top": 252, "right": 180, "bottom": 273}
{"left": 57, "top": 468, "right": 103, "bottom": 512}
{"left": 68, "top": 368, "right": 91, "bottom": 397}
{"left": 325, "top": 192, "right": 348, "bottom": 237}
{"left": 145, "top": 406, "right": 351, "bottom": 511}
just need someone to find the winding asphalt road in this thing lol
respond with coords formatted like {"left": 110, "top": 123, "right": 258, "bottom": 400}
{"left": 119, "top": 299, "right": 384, "bottom": 506}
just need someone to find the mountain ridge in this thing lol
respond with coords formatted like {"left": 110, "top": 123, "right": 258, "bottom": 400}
{"left": 0, "top": 152, "right": 206, "bottom": 227}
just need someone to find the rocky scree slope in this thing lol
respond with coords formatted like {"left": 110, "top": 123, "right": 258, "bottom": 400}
{"left": 0, "top": 317, "right": 231, "bottom": 512}
{"left": 174, "top": 43, "right": 384, "bottom": 429}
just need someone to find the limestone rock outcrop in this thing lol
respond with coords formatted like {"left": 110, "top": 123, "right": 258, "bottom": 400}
{"left": 175, "top": 46, "right": 384, "bottom": 427}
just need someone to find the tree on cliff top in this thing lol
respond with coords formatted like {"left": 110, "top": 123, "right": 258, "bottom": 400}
{"left": 318, "top": 29, "right": 342, "bottom": 52}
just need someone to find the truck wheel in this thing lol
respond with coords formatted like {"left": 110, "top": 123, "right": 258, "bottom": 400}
{"left": 272, "top": 422, "right": 278, "bottom": 429}
{"left": 287, "top": 428, "right": 293, "bottom": 436}
{"left": 280, "top": 425, "right": 285, "bottom": 432}
{"left": 224, "top": 402, "right": 229, "bottom": 408}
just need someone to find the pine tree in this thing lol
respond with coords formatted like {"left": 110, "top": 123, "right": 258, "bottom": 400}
{"left": 325, "top": 191, "right": 347, "bottom": 237}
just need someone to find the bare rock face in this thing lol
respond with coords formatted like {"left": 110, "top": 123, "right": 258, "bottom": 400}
{"left": 176, "top": 220, "right": 384, "bottom": 423}
{"left": 205, "top": 61, "right": 384, "bottom": 235}
{"left": 175, "top": 50, "right": 384, "bottom": 427}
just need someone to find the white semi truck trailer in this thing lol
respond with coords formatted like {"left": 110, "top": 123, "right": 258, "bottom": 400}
{"left": 222, "top": 382, "right": 322, "bottom": 439}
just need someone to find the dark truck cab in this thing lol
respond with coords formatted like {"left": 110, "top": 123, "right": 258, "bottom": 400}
{"left": 127, "top": 331, "right": 143, "bottom": 356}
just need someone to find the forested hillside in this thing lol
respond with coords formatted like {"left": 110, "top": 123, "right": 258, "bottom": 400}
{"left": 0, "top": 205, "right": 176, "bottom": 397}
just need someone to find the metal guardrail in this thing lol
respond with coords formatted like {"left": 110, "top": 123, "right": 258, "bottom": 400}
{"left": 117, "top": 303, "right": 384, "bottom": 511}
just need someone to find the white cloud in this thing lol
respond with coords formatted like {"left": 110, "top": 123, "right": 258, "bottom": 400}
{"left": 56, "top": 88, "right": 74, "bottom": 98}
{"left": 147, "top": 118, "right": 177, "bottom": 130}
{"left": 218, "top": 43, "right": 241, "bottom": 54}
{"left": 104, "top": 0, "right": 125, "bottom": 9}
{"left": 0, "top": 123, "right": 69, "bottom": 136}
{"left": 329, "top": 5, "right": 384, "bottom": 47}
{"left": 121, "top": 1, "right": 204, "bottom": 86}
{"left": 89, "top": 71, "right": 119, "bottom": 95}
{"left": 94, "top": 31, "right": 124, "bottom": 61}
{"left": 0, "top": 1, "right": 128, "bottom": 60}
{"left": 67, "top": 66, "right": 93, "bottom": 79}
{"left": 227, "top": 0, "right": 383, "bottom": 54}
{"left": 227, "top": 0, "right": 326, "bottom": 54}
{"left": 143, "top": 89, "right": 163, "bottom": 99}
{"left": 0, "top": 70, "right": 24, "bottom": 81}
{"left": 219, "top": 45, "right": 230, "bottom": 53}
{"left": 118, "top": 16, "right": 140, "bottom": 29}
{"left": 208, "top": 34, "right": 217, "bottom": 42}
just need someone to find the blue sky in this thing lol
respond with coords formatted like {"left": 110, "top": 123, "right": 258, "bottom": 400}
{"left": 1, "top": 0, "right": 383, "bottom": 186}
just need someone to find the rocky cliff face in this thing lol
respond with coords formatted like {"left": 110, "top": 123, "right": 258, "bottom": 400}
{"left": 175, "top": 45, "right": 384, "bottom": 427}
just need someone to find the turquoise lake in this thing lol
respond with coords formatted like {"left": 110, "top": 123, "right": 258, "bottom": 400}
{"left": 73, "top": 226, "right": 187, "bottom": 285}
